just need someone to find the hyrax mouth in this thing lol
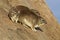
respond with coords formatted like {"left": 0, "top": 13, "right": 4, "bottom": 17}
{"left": 35, "top": 27, "right": 43, "bottom": 32}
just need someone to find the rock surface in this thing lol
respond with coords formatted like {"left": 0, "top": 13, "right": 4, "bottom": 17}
{"left": 0, "top": 0, "right": 60, "bottom": 40}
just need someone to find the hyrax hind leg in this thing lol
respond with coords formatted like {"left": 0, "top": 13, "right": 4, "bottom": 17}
{"left": 11, "top": 15, "right": 19, "bottom": 23}
{"left": 21, "top": 23, "right": 37, "bottom": 31}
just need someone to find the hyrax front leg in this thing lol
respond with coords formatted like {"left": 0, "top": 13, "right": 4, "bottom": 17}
{"left": 30, "top": 26, "right": 37, "bottom": 31}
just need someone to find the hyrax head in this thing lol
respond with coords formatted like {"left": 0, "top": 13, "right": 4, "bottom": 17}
{"left": 32, "top": 16, "right": 47, "bottom": 31}
{"left": 30, "top": 9, "right": 47, "bottom": 31}
{"left": 8, "top": 5, "right": 47, "bottom": 31}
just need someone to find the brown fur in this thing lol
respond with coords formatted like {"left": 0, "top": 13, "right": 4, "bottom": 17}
{"left": 8, "top": 5, "right": 47, "bottom": 31}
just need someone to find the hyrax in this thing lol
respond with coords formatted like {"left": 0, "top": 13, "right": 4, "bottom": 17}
{"left": 8, "top": 5, "right": 47, "bottom": 31}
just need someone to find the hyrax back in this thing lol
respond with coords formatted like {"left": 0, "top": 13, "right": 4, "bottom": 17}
{"left": 8, "top": 5, "right": 47, "bottom": 31}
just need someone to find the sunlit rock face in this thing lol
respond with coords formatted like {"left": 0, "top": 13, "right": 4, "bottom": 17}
{"left": 0, "top": 0, "right": 60, "bottom": 40}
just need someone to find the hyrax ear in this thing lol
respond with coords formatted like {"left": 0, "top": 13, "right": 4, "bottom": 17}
{"left": 30, "top": 9, "right": 40, "bottom": 16}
